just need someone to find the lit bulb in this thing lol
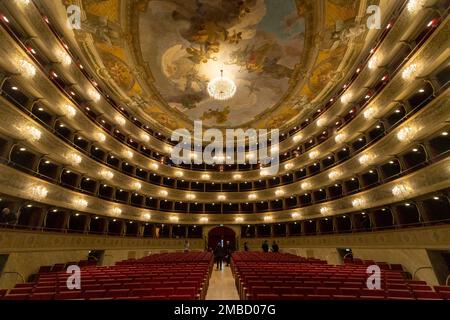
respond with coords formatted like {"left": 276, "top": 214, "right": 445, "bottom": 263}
{"left": 335, "top": 133, "right": 347, "bottom": 144}
{"left": 56, "top": 49, "right": 71, "bottom": 65}
{"left": 402, "top": 63, "right": 417, "bottom": 80}
{"left": 284, "top": 163, "right": 294, "bottom": 170}
{"left": 65, "top": 152, "right": 82, "bottom": 165}
{"left": 352, "top": 197, "right": 365, "bottom": 208}
{"left": 140, "top": 133, "right": 150, "bottom": 142}
{"left": 328, "top": 170, "right": 342, "bottom": 181}
{"left": 131, "top": 182, "right": 142, "bottom": 191}
{"left": 363, "top": 107, "right": 378, "bottom": 120}
{"left": 309, "top": 151, "right": 319, "bottom": 159}
{"left": 100, "top": 170, "right": 114, "bottom": 180}
{"left": 301, "top": 182, "right": 311, "bottom": 191}
{"left": 63, "top": 104, "right": 76, "bottom": 118}
{"left": 317, "top": 118, "right": 327, "bottom": 127}
{"left": 88, "top": 88, "right": 101, "bottom": 102}
{"left": 115, "top": 115, "right": 126, "bottom": 126}
{"left": 368, "top": 55, "right": 379, "bottom": 69}
{"left": 17, "top": 59, "right": 36, "bottom": 78}
{"left": 95, "top": 132, "right": 106, "bottom": 142}
{"left": 275, "top": 190, "right": 285, "bottom": 197}
{"left": 29, "top": 185, "right": 48, "bottom": 199}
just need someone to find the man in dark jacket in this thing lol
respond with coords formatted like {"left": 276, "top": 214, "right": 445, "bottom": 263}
{"left": 272, "top": 241, "right": 279, "bottom": 253}
{"left": 262, "top": 240, "right": 269, "bottom": 253}
{"left": 214, "top": 243, "right": 225, "bottom": 270}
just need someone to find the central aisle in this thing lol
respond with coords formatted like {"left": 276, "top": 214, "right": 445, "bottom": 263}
{"left": 205, "top": 266, "right": 240, "bottom": 300}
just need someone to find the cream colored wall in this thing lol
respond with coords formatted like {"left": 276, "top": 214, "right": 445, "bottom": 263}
{"left": 352, "top": 248, "right": 440, "bottom": 286}
{"left": 0, "top": 250, "right": 89, "bottom": 290}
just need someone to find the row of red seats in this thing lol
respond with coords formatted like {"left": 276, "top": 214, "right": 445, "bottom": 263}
{"left": 2, "top": 252, "right": 214, "bottom": 300}
{"left": 232, "top": 252, "right": 326, "bottom": 263}
{"left": 232, "top": 253, "right": 450, "bottom": 300}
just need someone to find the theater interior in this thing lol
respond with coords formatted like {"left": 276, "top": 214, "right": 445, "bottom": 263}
{"left": 0, "top": 0, "right": 449, "bottom": 307}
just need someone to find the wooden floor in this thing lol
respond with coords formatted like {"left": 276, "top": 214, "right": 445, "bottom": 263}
{"left": 205, "top": 265, "right": 240, "bottom": 300}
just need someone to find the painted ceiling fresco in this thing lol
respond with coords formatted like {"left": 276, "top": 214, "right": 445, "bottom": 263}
{"left": 75, "top": 0, "right": 364, "bottom": 130}
{"left": 138, "top": 0, "right": 305, "bottom": 127}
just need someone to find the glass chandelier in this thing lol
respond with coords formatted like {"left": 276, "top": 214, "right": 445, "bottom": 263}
{"left": 207, "top": 70, "right": 236, "bottom": 100}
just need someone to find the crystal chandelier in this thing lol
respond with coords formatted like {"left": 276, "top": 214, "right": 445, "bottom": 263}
{"left": 207, "top": 70, "right": 236, "bottom": 100}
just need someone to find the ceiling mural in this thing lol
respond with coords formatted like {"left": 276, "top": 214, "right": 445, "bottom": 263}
{"left": 137, "top": 0, "right": 305, "bottom": 127}
{"left": 74, "top": 0, "right": 365, "bottom": 130}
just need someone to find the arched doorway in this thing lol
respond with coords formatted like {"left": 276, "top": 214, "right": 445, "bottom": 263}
{"left": 208, "top": 226, "right": 236, "bottom": 251}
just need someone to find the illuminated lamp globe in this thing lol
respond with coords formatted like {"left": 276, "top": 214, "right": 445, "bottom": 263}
{"left": 207, "top": 70, "right": 236, "bottom": 101}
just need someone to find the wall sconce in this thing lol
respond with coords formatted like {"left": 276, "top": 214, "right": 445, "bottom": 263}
{"left": 233, "top": 174, "right": 242, "bottom": 180}
{"left": 284, "top": 163, "right": 294, "bottom": 170}
{"left": 235, "top": 217, "right": 244, "bottom": 223}
{"left": 368, "top": 54, "right": 380, "bottom": 69}
{"left": 301, "top": 182, "right": 312, "bottom": 191}
{"left": 309, "top": 151, "right": 319, "bottom": 160}
{"left": 217, "top": 195, "right": 226, "bottom": 201}
{"left": 397, "top": 126, "right": 418, "bottom": 142}
{"left": 56, "top": 49, "right": 72, "bottom": 65}
{"left": 359, "top": 153, "right": 375, "bottom": 166}
{"left": 335, "top": 133, "right": 347, "bottom": 144}
{"left": 320, "top": 207, "right": 329, "bottom": 214}
{"left": 29, "top": 185, "right": 48, "bottom": 200}
{"left": 328, "top": 170, "right": 342, "bottom": 181}
{"left": 18, "top": 123, "right": 42, "bottom": 142}
{"left": 248, "top": 194, "right": 257, "bottom": 200}
{"left": 186, "top": 194, "right": 196, "bottom": 200}
{"left": 264, "top": 216, "right": 273, "bottom": 222}
{"left": 114, "top": 115, "right": 126, "bottom": 126}
{"left": 17, "top": 59, "right": 36, "bottom": 78}
{"left": 65, "top": 152, "right": 82, "bottom": 165}
{"left": 275, "top": 190, "right": 285, "bottom": 197}
{"left": 123, "top": 150, "right": 134, "bottom": 159}
{"left": 402, "top": 63, "right": 418, "bottom": 80}
{"left": 159, "top": 190, "right": 168, "bottom": 197}
{"left": 407, "top": 0, "right": 426, "bottom": 13}
{"left": 291, "top": 213, "right": 300, "bottom": 218}
{"left": 73, "top": 198, "right": 88, "bottom": 209}
{"left": 293, "top": 134, "right": 303, "bottom": 142}
{"left": 100, "top": 170, "right": 114, "bottom": 180}
{"left": 111, "top": 207, "right": 122, "bottom": 216}
{"left": 140, "top": 133, "right": 150, "bottom": 142}
{"left": 317, "top": 118, "right": 327, "bottom": 127}
{"left": 392, "top": 184, "right": 411, "bottom": 198}
{"left": 143, "top": 213, "right": 151, "bottom": 220}
{"left": 150, "top": 163, "right": 159, "bottom": 171}
{"left": 63, "top": 104, "right": 76, "bottom": 118}
{"left": 363, "top": 107, "right": 378, "bottom": 120}
{"left": 199, "top": 217, "right": 209, "bottom": 223}
{"left": 169, "top": 216, "right": 179, "bottom": 223}
{"left": 131, "top": 182, "right": 142, "bottom": 191}
{"left": 352, "top": 197, "right": 365, "bottom": 208}
{"left": 174, "top": 171, "right": 183, "bottom": 178}
{"left": 341, "top": 93, "right": 352, "bottom": 104}
{"left": 95, "top": 132, "right": 106, "bottom": 142}
{"left": 88, "top": 88, "right": 101, "bottom": 102}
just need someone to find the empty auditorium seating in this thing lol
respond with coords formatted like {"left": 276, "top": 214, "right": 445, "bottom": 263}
{"left": 232, "top": 252, "right": 449, "bottom": 300}
{"left": 1, "top": 252, "right": 213, "bottom": 300}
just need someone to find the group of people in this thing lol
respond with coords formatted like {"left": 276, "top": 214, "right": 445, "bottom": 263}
{"left": 213, "top": 240, "right": 234, "bottom": 270}
{"left": 262, "top": 240, "right": 279, "bottom": 253}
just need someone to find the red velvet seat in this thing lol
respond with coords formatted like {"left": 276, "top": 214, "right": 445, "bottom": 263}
{"left": 55, "top": 291, "right": 82, "bottom": 300}
{"left": 414, "top": 291, "right": 443, "bottom": 300}
{"left": 29, "top": 293, "right": 55, "bottom": 300}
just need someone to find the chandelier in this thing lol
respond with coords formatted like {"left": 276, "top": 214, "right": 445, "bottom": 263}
{"left": 207, "top": 70, "right": 236, "bottom": 100}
